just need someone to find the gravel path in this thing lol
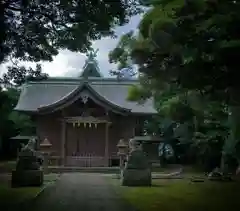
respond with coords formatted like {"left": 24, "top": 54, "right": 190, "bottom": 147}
{"left": 32, "top": 173, "right": 135, "bottom": 211}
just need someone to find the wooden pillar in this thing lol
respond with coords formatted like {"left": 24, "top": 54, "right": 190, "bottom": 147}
{"left": 140, "top": 116, "right": 145, "bottom": 136}
{"left": 104, "top": 122, "right": 109, "bottom": 166}
{"left": 133, "top": 117, "right": 137, "bottom": 137}
{"left": 134, "top": 117, "right": 141, "bottom": 136}
{"left": 61, "top": 119, "right": 66, "bottom": 166}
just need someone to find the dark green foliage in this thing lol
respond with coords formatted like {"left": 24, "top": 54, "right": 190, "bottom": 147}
{"left": 109, "top": 31, "right": 137, "bottom": 71}
{"left": 0, "top": 88, "right": 18, "bottom": 141}
{"left": 110, "top": 0, "right": 240, "bottom": 101}
{"left": 109, "top": 0, "right": 240, "bottom": 171}
{"left": 1, "top": 0, "right": 140, "bottom": 87}
{"left": 131, "top": 0, "right": 240, "bottom": 99}
{"left": 0, "top": 60, "right": 48, "bottom": 159}
{"left": 2, "top": 64, "right": 48, "bottom": 86}
{"left": 0, "top": 0, "right": 141, "bottom": 64}
{"left": 0, "top": 88, "right": 35, "bottom": 159}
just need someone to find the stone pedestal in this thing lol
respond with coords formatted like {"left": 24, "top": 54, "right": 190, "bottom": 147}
{"left": 121, "top": 149, "right": 152, "bottom": 186}
{"left": 11, "top": 170, "right": 43, "bottom": 187}
{"left": 121, "top": 168, "right": 151, "bottom": 186}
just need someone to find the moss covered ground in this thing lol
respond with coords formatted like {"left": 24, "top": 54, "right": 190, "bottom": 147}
{"left": 114, "top": 178, "right": 240, "bottom": 211}
{"left": 0, "top": 173, "right": 60, "bottom": 209}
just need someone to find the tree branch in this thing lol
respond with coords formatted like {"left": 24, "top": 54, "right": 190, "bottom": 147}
{"left": 6, "top": 6, "right": 22, "bottom": 12}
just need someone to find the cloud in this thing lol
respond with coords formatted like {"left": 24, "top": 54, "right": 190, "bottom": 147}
{"left": 0, "top": 15, "right": 141, "bottom": 78}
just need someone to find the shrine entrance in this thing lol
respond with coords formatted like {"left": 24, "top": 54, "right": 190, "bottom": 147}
{"left": 64, "top": 116, "right": 110, "bottom": 167}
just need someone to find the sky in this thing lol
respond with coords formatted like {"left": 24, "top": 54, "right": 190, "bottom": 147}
{"left": 0, "top": 15, "right": 141, "bottom": 78}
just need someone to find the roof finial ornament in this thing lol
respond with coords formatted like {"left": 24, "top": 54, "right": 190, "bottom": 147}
{"left": 80, "top": 48, "right": 102, "bottom": 78}
{"left": 86, "top": 48, "right": 99, "bottom": 61}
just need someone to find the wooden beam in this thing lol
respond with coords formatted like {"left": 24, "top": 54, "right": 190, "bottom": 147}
{"left": 64, "top": 116, "right": 111, "bottom": 124}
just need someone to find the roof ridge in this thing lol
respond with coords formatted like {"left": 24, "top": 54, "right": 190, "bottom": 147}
{"left": 26, "top": 77, "right": 139, "bottom": 86}
{"left": 44, "top": 76, "right": 138, "bottom": 81}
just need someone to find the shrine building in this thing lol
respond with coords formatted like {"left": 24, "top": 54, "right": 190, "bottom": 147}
{"left": 14, "top": 51, "right": 157, "bottom": 167}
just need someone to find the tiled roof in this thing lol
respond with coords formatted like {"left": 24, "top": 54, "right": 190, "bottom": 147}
{"left": 15, "top": 77, "right": 157, "bottom": 114}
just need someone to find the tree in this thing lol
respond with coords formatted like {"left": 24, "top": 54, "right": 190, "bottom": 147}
{"left": 1, "top": 0, "right": 141, "bottom": 85}
{"left": 114, "top": 0, "right": 239, "bottom": 98}
{"left": 0, "top": 87, "right": 35, "bottom": 159}
{"left": 0, "top": 0, "right": 141, "bottom": 64}
{"left": 109, "top": 31, "right": 137, "bottom": 69}
{"left": 0, "top": 87, "right": 18, "bottom": 157}
{"left": 2, "top": 63, "right": 48, "bottom": 86}
{"left": 135, "top": 0, "right": 240, "bottom": 171}
{"left": 109, "top": 31, "right": 139, "bottom": 79}
{"left": 110, "top": 0, "right": 240, "bottom": 172}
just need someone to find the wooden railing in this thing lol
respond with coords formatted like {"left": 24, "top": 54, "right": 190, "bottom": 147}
{"left": 65, "top": 154, "right": 107, "bottom": 167}
{"left": 46, "top": 153, "right": 120, "bottom": 167}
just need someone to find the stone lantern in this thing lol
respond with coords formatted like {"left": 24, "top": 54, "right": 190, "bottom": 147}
{"left": 117, "top": 139, "right": 128, "bottom": 170}
{"left": 40, "top": 138, "right": 52, "bottom": 172}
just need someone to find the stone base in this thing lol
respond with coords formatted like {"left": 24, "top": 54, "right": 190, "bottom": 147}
{"left": 11, "top": 170, "right": 44, "bottom": 187}
{"left": 121, "top": 168, "right": 152, "bottom": 186}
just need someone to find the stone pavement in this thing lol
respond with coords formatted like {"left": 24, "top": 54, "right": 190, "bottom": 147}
{"left": 31, "top": 173, "right": 136, "bottom": 211}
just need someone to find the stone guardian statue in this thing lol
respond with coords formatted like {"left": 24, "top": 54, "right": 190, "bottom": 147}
{"left": 11, "top": 138, "right": 44, "bottom": 187}
{"left": 121, "top": 138, "right": 151, "bottom": 186}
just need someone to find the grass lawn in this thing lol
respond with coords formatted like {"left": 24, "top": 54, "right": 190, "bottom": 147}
{"left": 0, "top": 184, "right": 40, "bottom": 206}
{"left": 0, "top": 173, "right": 60, "bottom": 209}
{"left": 114, "top": 178, "right": 240, "bottom": 211}
{"left": 0, "top": 160, "right": 16, "bottom": 172}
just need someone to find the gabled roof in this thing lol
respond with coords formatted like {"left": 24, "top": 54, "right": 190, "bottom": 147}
{"left": 37, "top": 81, "right": 131, "bottom": 114}
{"left": 15, "top": 77, "right": 157, "bottom": 115}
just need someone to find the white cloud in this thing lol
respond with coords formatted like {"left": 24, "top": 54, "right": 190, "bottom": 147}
{"left": 0, "top": 15, "right": 141, "bottom": 78}
{"left": 41, "top": 50, "right": 85, "bottom": 77}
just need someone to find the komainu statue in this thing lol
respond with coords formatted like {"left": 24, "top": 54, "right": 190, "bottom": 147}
{"left": 11, "top": 138, "right": 44, "bottom": 187}
{"left": 121, "top": 138, "right": 151, "bottom": 186}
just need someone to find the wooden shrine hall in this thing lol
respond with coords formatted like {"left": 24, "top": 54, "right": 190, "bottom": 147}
{"left": 14, "top": 50, "right": 157, "bottom": 167}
